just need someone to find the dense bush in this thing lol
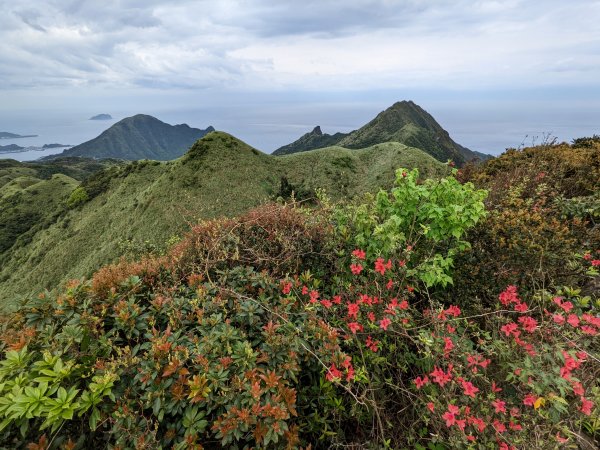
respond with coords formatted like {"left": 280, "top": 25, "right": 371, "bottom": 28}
{"left": 0, "top": 161, "right": 598, "bottom": 449}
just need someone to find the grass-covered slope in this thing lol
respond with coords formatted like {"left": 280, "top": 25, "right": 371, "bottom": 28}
{"left": 0, "top": 132, "right": 446, "bottom": 307}
{"left": 50, "top": 114, "right": 215, "bottom": 160}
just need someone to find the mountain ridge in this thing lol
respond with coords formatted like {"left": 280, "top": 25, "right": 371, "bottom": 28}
{"left": 273, "top": 100, "right": 492, "bottom": 165}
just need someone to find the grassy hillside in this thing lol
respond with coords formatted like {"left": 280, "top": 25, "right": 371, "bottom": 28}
{"left": 50, "top": 114, "right": 215, "bottom": 160}
{"left": 0, "top": 132, "right": 446, "bottom": 308}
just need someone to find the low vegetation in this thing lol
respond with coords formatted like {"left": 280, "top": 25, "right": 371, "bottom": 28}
{"left": 0, "top": 136, "right": 598, "bottom": 448}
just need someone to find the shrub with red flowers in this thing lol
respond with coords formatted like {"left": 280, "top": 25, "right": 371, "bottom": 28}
{"left": 0, "top": 165, "right": 598, "bottom": 449}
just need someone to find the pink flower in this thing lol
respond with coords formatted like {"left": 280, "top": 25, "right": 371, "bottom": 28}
{"left": 309, "top": 290, "right": 319, "bottom": 303}
{"left": 301, "top": 285, "right": 309, "bottom": 295}
{"left": 427, "top": 402, "right": 435, "bottom": 412}
{"left": 399, "top": 299, "right": 409, "bottom": 310}
{"left": 442, "top": 411, "right": 456, "bottom": 427}
{"left": 281, "top": 282, "right": 292, "bottom": 295}
{"left": 386, "top": 279, "right": 394, "bottom": 290}
{"left": 352, "top": 249, "right": 366, "bottom": 260}
{"left": 379, "top": 317, "right": 392, "bottom": 330}
{"left": 499, "top": 285, "right": 519, "bottom": 306}
{"left": 332, "top": 295, "right": 342, "bottom": 304}
{"left": 591, "top": 259, "right": 600, "bottom": 266}
{"left": 367, "top": 311, "right": 376, "bottom": 322}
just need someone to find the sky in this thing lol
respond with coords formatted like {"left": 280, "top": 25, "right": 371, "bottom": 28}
{"left": 1, "top": 0, "right": 600, "bottom": 154}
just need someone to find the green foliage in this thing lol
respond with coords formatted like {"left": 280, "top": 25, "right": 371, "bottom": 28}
{"left": 334, "top": 168, "right": 487, "bottom": 287}
{"left": 66, "top": 186, "right": 89, "bottom": 208}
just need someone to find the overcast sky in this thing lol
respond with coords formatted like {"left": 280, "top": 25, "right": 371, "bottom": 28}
{"left": 1, "top": 0, "right": 599, "bottom": 153}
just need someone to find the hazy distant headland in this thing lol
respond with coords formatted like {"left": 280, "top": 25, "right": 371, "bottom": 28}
{"left": 0, "top": 131, "right": 38, "bottom": 139}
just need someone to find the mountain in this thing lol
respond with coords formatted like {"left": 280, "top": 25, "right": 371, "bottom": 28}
{"left": 49, "top": 114, "right": 215, "bottom": 160}
{"left": 89, "top": 114, "right": 112, "bottom": 120}
{"left": 0, "top": 132, "right": 447, "bottom": 307}
{"left": 272, "top": 126, "right": 348, "bottom": 155}
{"left": 273, "top": 101, "right": 492, "bottom": 165}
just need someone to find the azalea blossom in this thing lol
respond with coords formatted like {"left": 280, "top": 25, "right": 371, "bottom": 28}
{"left": 351, "top": 249, "right": 366, "bottom": 260}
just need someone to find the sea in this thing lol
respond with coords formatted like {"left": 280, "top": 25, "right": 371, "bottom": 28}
{"left": 1, "top": 101, "right": 599, "bottom": 162}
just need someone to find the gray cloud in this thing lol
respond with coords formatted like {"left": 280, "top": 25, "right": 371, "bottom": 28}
{"left": 0, "top": 0, "right": 599, "bottom": 92}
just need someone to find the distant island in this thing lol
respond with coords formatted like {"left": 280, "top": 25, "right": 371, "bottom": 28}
{"left": 89, "top": 114, "right": 113, "bottom": 120}
{"left": 0, "top": 132, "right": 38, "bottom": 139}
{"left": 0, "top": 144, "right": 24, "bottom": 153}
{"left": 42, "top": 143, "right": 71, "bottom": 149}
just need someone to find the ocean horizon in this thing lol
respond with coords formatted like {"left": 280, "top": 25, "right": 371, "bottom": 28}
{"left": 1, "top": 101, "right": 598, "bottom": 162}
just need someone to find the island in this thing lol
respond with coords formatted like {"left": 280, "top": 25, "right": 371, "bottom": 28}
{"left": 42, "top": 143, "right": 71, "bottom": 149}
{"left": 0, "top": 132, "right": 38, "bottom": 139}
{"left": 89, "top": 114, "right": 113, "bottom": 120}
{"left": 0, "top": 144, "right": 25, "bottom": 153}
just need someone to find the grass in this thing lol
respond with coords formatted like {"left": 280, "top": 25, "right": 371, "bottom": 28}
{"left": 0, "top": 132, "right": 447, "bottom": 308}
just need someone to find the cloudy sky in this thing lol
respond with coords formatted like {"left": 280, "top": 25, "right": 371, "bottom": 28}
{"left": 1, "top": 0, "right": 600, "bottom": 153}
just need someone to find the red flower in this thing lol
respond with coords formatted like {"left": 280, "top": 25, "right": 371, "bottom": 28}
{"left": 386, "top": 279, "right": 394, "bottom": 290}
{"left": 320, "top": 299, "right": 332, "bottom": 309}
{"left": 365, "top": 335, "right": 379, "bottom": 352}
{"left": 445, "top": 305, "right": 461, "bottom": 317}
{"left": 567, "top": 314, "right": 580, "bottom": 327}
{"left": 500, "top": 323, "right": 518, "bottom": 336}
{"left": 491, "top": 381, "right": 502, "bottom": 393}
{"left": 348, "top": 322, "right": 362, "bottom": 334}
{"left": 518, "top": 316, "right": 538, "bottom": 333}
{"left": 309, "top": 290, "right": 319, "bottom": 303}
{"left": 493, "top": 420, "right": 506, "bottom": 433}
{"left": 427, "top": 402, "right": 435, "bottom": 412}
{"left": 301, "top": 286, "right": 309, "bottom": 295}
{"left": 552, "top": 314, "right": 565, "bottom": 325}
{"left": 352, "top": 249, "right": 366, "bottom": 260}
{"left": 461, "top": 380, "right": 479, "bottom": 398}
{"left": 491, "top": 399, "right": 506, "bottom": 414}
{"left": 350, "top": 263, "right": 363, "bottom": 275}
{"left": 347, "top": 302, "right": 360, "bottom": 319}
{"left": 442, "top": 411, "right": 456, "bottom": 427}
{"left": 560, "top": 301, "right": 573, "bottom": 312}
{"left": 580, "top": 397, "right": 593, "bottom": 416}
{"left": 399, "top": 299, "right": 409, "bottom": 310}
{"left": 414, "top": 376, "right": 429, "bottom": 389}
{"left": 332, "top": 295, "right": 342, "bottom": 304}
{"left": 499, "top": 285, "right": 519, "bottom": 306}
{"left": 379, "top": 317, "right": 392, "bottom": 330}
{"left": 367, "top": 311, "right": 376, "bottom": 322}
{"left": 513, "top": 302, "right": 528, "bottom": 312}
{"left": 430, "top": 366, "right": 453, "bottom": 386}
{"left": 326, "top": 364, "right": 341, "bottom": 382}
{"left": 443, "top": 337, "right": 454, "bottom": 354}
{"left": 523, "top": 394, "right": 537, "bottom": 407}
{"left": 281, "top": 282, "right": 292, "bottom": 295}
{"left": 591, "top": 259, "right": 600, "bottom": 266}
